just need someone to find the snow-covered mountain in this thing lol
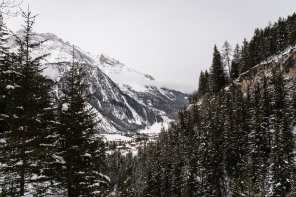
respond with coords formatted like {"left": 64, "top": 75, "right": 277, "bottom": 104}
{"left": 8, "top": 32, "right": 188, "bottom": 133}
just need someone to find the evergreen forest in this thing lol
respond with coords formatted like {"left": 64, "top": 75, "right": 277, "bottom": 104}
{"left": 103, "top": 13, "right": 296, "bottom": 197}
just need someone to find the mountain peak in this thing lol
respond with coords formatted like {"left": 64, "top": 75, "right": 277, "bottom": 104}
{"left": 98, "top": 53, "right": 156, "bottom": 89}
{"left": 99, "top": 54, "right": 121, "bottom": 66}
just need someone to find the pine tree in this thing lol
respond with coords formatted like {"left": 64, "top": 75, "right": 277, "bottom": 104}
{"left": 210, "top": 45, "right": 227, "bottom": 94}
{"left": 142, "top": 141, "right": 163, "bottom": 197}
{"left": 291, "top": 76, "right": 296, "bottom": 125}
{"left": 270, "top": 22, "right": 279, "bottom": 56}
{"left": 0, "top": 11, "right": 17, "bottom": 197}
{"left": 240, "top": 39, "right": 250, "bottom": 73}
{"left": 165, "top": 124, "right": 184, "bottom": 197}
{"left": 203, "top": 94, "right": 226, "bottom": 196}
{"left": 261, "top": 76, "right": 272, "bottom": 149}
{"left": 116, "top": 152, "right": 135, "bottom": 196}
{"left": 248, "top": 83, "right": 269, "bottom": 192}
{"left": 192, "top": 69, "right": 210, "bottom": 102}
{"left": 259, "top": 76, "right": 272, "bottom": 191}
{"left": 197, "top": 70, "right": 206, "bottom": 97}
{"left": 277, "top": 17, "right": 288, "bottom": 52}
{"left": 0, "top": 9, "right": 55, "bottom": 196}
{"left": 287, "top": 13, "right": 296, "bottom": 46}
{"left": 232, "top": 159, "right": 263, "bottom": 197}
{"left": 0, "top": 12, "right": 10, "bottom": 136}
{"left": 130, "top": 147, "right": 147, "bottom": 197}
{"left": 223, "top": 84, "right": 248, "bottom": 187}
{"left": 204, "top": 70, "right": 210, "bottom": 92}
{"left": 230, "top": 44, "right": 241, "bottom": 80}
{"left": 261, "top": 24, "right": 272, "bottom": 60}
{"left": 159, "top": 129, "right": 173, "bottom": 197}
{"left": 242, "top": 84, "right": 252, "bottom": 152}
{"left": 105, "top": 151, "right": 121, "bottom": 193}
{"left": 222, "top": 40, "right": 232, "bottom": 79}
{"left": 178, "top": 107, "right": 199, "bottom": 196}
{"left": 269, "top": 70, "right": 294, "bottom": 196}
{"left": 248, "top": 28, "right": 263, "bottom": 68}
{"left": 53, "top": 47, "right": 108, "bottom": 196}
{"left": 231, "top": 83, "right": 248, "bottom": 179}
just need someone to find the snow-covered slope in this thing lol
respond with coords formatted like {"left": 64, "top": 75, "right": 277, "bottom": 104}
{"left": 98, "top": 54, "right": 156, "bottom": 92}
{"left": 8, "top": 32, "right": 188, "bottom": 133}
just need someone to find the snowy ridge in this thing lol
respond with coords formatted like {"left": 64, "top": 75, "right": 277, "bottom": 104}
{"left": 7, "top": 31, "right": 188, "bottom": 133}
{"left": 98, "top": 53, "right": 156, "bottom": 92}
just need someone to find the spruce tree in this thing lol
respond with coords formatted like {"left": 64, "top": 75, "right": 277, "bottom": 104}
{"left": 223, "top": 84, "right": 248, "bottom": 186}
{"left": 202, "top": 94, "right": 226, "bottom": 196}
{"left": 291, "top": 76, "right": 296, "bottom": 125}
{"left": 270, "top": 22, "right": 279, "bottom": 56}
{"left": 248, "top": 83, "right": 269, "bottom": 193}
{"left": 158, "top": 129, "right": 173, "bottom": 197}
{"left": 222, "top": 40, "right": 232, "bottom": 79}
{"left": 0, "top": 9, "right": 55, "bottom": 196}
{"left": 248, "top": 28, "right": 263, "bottom": 67}
{"left": 230, "top": 44, "right": 241, "bottom": 80}
{"left": 0, "top": 11, "right": 16, "bottom": 197}
{"left": 277, "top": 17, "right": 288, "bottom": 52}
{"left": 269, "top": 70, "right": 294, "bottom": 196}
{"left": 115, "top": 152, "right": 135, "bottom": 196}
{"left": 261, "top": 76, "right": 272, "bottom": 149}
{"left": 53, "top": 47, "right": 108, "bottom": 196}
{"left": 204, "top": 70, "right": 210, "bottom": 93}
{"left": 210, "top": 45, "right": 227, "bottom": 94}
{"left": 0, "top": 12, "right": 10, "bottom": 136}
{"left": 197, "top": 70, "right": 205, "bottom": 97}
{"left": 287, "top": 13, "right": 296, "bottom": 46}
{"left": 240, "top": 39, "right": 250, "bottom": 73}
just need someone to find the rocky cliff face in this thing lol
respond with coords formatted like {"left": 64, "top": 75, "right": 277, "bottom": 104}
{"left": 8, "top": 32, "right": 188, "bottom": 133}
{"left": 237, "top": 46, "right": 296, "bottom": 92}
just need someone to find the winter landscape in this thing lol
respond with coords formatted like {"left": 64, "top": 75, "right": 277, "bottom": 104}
{"left": 1, "top": 0, "right": 296, "bottom": 196}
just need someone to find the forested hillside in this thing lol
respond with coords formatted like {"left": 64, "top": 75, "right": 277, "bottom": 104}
{"left": 105, "top": 13, "right": 296, "bottom": 196}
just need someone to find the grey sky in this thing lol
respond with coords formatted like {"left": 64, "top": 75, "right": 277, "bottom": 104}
{"left": 5, "top": 0, "right": 296, "bottom": 92}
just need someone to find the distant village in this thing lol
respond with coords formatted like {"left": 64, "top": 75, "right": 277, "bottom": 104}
{"left": 100, "top": 133, "right": 160, "bottom": 156}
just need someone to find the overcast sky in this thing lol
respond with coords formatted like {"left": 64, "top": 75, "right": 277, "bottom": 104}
{"left": 5, "top": 0, "right": 296, "bottom": 92}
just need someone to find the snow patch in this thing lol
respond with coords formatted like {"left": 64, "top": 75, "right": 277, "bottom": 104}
{"left": 6, "top": 85, "right": 14, "bottom": 89}
{"left": 62, "top": 103, "right": 69, "bottom": 111}
{"left": 42, "top": 65, "right": 60, "bottom": 81}
{"left": 16, "top": 161, "right": 23, "bottom": 166}
{"left": 53, "top": 154, "right": 66, "bottom": 164}
{"left": 139, "top": 121, "right": 169, "bottom": 134}
{"left": 83, "top": 153, "right": 92, "bottom": 158}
